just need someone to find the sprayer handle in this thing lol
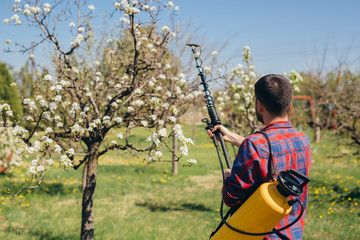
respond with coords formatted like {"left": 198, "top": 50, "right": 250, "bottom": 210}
{"left": 289, "top": 169, "right": 310, "bottom": 188}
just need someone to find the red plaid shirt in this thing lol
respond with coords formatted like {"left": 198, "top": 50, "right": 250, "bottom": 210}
{"left": 222, "top": 121, "right": 311, "bottom": 240}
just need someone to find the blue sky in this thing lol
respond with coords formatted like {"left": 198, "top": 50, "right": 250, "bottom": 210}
{"left": 1, "top": 0, "right": 359, "bottom": 75}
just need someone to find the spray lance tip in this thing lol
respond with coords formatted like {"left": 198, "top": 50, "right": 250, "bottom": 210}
{"left": 186, "top": 43, "right": 200, "bottom": 47}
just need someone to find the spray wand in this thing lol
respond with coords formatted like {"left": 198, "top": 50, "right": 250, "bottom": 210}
{"left": 186, "top": 44, "right": 231, "bottom": 172}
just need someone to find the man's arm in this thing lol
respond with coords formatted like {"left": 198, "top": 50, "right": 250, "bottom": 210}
{"left": 222, "top": 139, "right": 266, "bottom": 207}
{"left": 207, "top": 125, "right": 245, "bottom": 147}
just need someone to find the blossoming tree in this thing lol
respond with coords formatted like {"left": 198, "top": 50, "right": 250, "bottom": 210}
{"left": 0, "top": 114, "right": 22, "bottom": 174}
{"left": 1, "top": 0, "right": 198, "bottom": 239}
{"left": 215, "top": 46, "right": 303, "bottom": 145}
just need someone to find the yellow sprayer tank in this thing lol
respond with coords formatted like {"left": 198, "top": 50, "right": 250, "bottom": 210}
{"left": 211, "top": 169, "right": 310, "bottom": 240}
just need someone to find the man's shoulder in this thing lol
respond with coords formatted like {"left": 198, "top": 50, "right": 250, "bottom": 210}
{"left": 245, "top": 128, "right": 310, "bottom": 146}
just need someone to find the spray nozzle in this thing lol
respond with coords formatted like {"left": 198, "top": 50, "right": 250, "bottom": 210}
{"left": 277, "top": 169, "right": 310, "bottom": 197}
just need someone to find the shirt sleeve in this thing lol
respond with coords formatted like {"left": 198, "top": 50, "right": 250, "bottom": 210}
{"left": 222, "top": 138, "right": 267, "bottom": 207}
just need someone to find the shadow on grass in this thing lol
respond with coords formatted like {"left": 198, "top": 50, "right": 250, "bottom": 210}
{"left": 2, "top": 226, "right": 75, "bottom": 240}
{"left": 136, "top": 201, "right": 212, "bottom": 212}
{"left": 35, "top": 182, "right": 81, "bottom": 195}
{"left": 2, "top": 181, "right": 81, "bottom": 197}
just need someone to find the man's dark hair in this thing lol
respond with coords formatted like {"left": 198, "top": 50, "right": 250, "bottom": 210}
{"left": 254, "top": 74, "right": 293, "bottom": 115}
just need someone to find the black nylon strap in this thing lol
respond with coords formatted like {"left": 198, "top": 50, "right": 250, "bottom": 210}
{"left": 254, "top": 131, "right": 277, "bottom": 181}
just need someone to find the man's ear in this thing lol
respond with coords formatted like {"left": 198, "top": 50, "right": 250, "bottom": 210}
{"left": 257, "top": 100, "right": 264, "bottom": 112}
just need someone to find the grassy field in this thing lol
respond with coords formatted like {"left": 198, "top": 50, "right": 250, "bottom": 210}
{"left": 0, "top": 125, "right": 359, "bottom": 240}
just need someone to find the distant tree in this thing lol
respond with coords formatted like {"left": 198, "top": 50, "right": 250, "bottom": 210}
{"left": 0, "top": 62, "right": 23, "bottom": 120}
{"left": 13, "top": 60, "right": 36, "bottom": 98}
{"left": 332, "top": 71, "right": 360, "bottom": 149}
{"left": 0, "top": 125, "right": 22, "bottom": 174}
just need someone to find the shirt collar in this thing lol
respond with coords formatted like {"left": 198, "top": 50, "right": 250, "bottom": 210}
{"left": 261, "top": 121, "right": 293, "bottom": 132}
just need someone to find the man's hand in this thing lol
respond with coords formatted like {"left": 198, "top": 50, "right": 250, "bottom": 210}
{"left": 224, "top": 169, "right": 232, "bottom": 179}
{"left": 207, "top": 125, "right": 245, "bottom": 147}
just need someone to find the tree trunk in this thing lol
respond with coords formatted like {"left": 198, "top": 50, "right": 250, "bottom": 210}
{"left": 82, "top": 161, "right": 88, "bottom": 192}
{"left": 80, "top": 153, "right": 98, "bottom": 240}
{"left": 172, "top": 133, "right": 178, "bottom": 175}
{"left": 314, "top": 116, "right": 321, "bottom": 143}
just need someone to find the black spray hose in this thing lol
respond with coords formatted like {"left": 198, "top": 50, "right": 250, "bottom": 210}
{"left": 187, "top": 44, "right": 231, "bottom": 169}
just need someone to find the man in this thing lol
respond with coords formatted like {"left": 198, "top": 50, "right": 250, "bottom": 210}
{"left": 209, "top": 74, "right": 311, "bottom": 239}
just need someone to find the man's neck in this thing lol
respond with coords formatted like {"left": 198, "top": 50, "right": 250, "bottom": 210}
{"left": 263, "top": 115, "right": 289, "bottom": 126}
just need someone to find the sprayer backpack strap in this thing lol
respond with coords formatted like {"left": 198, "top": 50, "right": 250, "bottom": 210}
{"left": 254, "top": 131, "right": 277, "bottom": 180}
{"left": 255, "top": 131, "right": 291, "bottom": 240}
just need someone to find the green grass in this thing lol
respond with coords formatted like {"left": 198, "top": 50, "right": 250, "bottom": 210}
{"left": 0, "top": 125, "right": 359, "bottom": 239}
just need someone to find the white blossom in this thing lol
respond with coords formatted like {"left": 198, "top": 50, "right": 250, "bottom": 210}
{"left": 166, "top": 1, "right": 174, "bottom": 7}
{"left": 28, "top": 166, "right": 37, "bottom": 175}
{"left": 131, "top": 100, "right": 144, "bottom": 107}
{"left": 150, "top": 97, "right": 159, "bottom": 104}
{"left": 80, "top": 107, "right": 88, "bottom": 113}
{"left": 43, "top": 3, "right": 51, "bottom": 13}
{"left": 120, "top": 17, "right": 130, "bottom": 24}
{"left": 31, "top": 159, "right": 38, "bottom": 166}
{"left": 187, "top": 159, "right": 197, "bottom": 165}
{"left": 134, "top": 88, "right": 142, "bottom": 94}
{"left": 45, "top": 127, "right": 53, "bottom": 134}
{"left": 37, "top": 165, "right": 45, "bottom": 172}
{"left": 161, "top": 25, "right": 170, "bottom": 32}
{"left": 169, "top": 116, "right": 176, "bottom": 123}
{"left": 54, "top": 95, "right": 62, "bottom": 102}
{"left": 42, "top": 111, "right": 50, "bottom": 121}
{"left": 114, "top": 2, "right": 121, "bottom": 9}
{"left": 158, "top": 128, "right": 167, "bottom": 137}
{"left": 54, "top": 144, "right": 62, "bottom": 153}
{"left": 30, "top": 6, "right": 41, "bottom": 14}
{"left": 47, "top": 159, "right": 54, "bottom": 165}
{"left": 88, "top": 4, "right": 95, "bottom": 10}
{"left": 44, "top": 74, "right": 53, "bottom": 81}
{"left": 127, "top": 106, "right": 134, "bottom": 113}
{"left": 69, "top": 22, "right": 76, "bottom": 27}
{"left": 154, "top": 151, "right": 163, "bottom": 157}
{"left": 39, "top": 99, "right": 48, "bottom": 108}
{"left": 72, "top": 102, "right": 80, "bottom": 110}
{"left": 71, "top": 123, "right": 81, "bottom": 133}
{"left": 61, "top": 155, "right": 73, "bottom": 167}
{"left": 114, "top": 117, "right": 123, "bottom": 124}
{"left": 117, "top": 133, "right": 123, "bottom": 139}
{"left": 180, "top": 146, "right": 188, "bottom": 156}
{"left": 6, "top": 110, "right": 13, "bottom": 117}
{"left": 74, "top": 34, "right": 84, "bottom": 44}
{"left": 23, "top": 116, "right": 34, "bottom": 121}
{"left": 162, "top": 102, "right": 169, "bottom": 109}
{"left": 11, "top": 14, "right": 21, "bottom": 24}
{"left": 12, "top": 125, "right": 28, "bottom": 137}
{"left": 67, "top": 148, "right": 75, "bottom": 155}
